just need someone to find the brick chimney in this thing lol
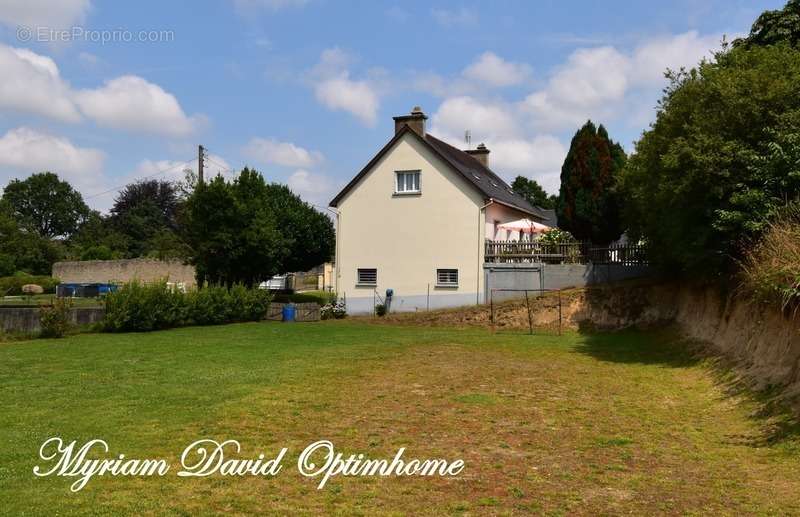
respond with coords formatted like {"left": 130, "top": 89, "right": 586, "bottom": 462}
{"left": 393, "top": 106, "right": 427, "bottom": 137}
{"left": 466, "top": 142, "right": 490, "bottom": 168}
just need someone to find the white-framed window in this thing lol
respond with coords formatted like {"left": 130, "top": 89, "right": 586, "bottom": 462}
{"left": 395, "top": 170, "right": 421, "bottom": 194}
{"left": 436, "top": 269, "right": 458, "bottom": 287}
{"left": 357, "top": 268, "right": 377, "bottom": 286}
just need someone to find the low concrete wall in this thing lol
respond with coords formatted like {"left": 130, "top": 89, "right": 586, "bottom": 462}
{"left": 542, "top": 263, "right": 652, "bottom": 290}
{"left": 482, "top": 262, "right": 651, "bottom": 302}
{"left": 0, "top": 307, "right": 105, "bottom": 335}
{"left": 484, "top": 263, "right": 543, "bottom": 303}
{"left": 52, "top": 259, "right": 196, "bottom": 288}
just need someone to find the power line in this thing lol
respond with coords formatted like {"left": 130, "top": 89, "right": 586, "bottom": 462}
{"left": 84, "top": 158, "right": 195, "bottom": 200}
{"left": 206, "top": 156, "right": 235, "bottom": 176}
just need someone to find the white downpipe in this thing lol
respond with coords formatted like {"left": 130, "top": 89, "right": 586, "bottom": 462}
{"left": 478, "top": 199, "right": 494, "bottom": 304}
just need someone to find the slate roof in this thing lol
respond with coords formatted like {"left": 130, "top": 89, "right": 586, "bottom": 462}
{"left": 329, "top": 125, "right": 546, "bottom": 220}
{"left": 538, "top": 209, "right": 558, "bottom": 229}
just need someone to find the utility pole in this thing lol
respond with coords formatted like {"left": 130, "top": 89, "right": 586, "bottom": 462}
{"left": 198, "top": 144, "right": 205, "bottom": 185}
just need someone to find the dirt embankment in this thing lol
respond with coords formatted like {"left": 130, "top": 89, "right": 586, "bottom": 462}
{"left": 378, "top": 280, "right": 800, "bottom": 406}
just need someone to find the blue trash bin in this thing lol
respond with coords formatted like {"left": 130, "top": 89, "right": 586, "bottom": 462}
{"left": 282, "top": 304, "right": 296, "bottom": 322}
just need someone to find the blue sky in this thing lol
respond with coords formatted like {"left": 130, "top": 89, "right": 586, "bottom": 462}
{"left": 0, "top": 0, "right": 785, "bottom": 211}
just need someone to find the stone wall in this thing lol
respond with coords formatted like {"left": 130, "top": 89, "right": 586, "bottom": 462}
{"left": 52, "top": 259, "right": 196, "bottom": 288}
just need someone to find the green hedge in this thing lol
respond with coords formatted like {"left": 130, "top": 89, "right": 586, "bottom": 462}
{"left": 0, "top": 274, "right": 59, "bottom": 296}
{"left": 271, "top": 291, "right": 334, "bottom": 305}
{"left": 102, "top": 282, "right": 271, "bottom": 333}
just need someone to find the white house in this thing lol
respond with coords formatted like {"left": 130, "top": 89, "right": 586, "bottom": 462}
{"left": 329, "top": 107, "right": 548, "bottom": 313}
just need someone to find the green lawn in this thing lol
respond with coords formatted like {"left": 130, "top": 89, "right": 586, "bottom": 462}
{"left": 1, "top": 321, "right": 799, "bottom": 515}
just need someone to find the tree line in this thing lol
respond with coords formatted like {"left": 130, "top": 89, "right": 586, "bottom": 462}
{"left": 0, "top": 168, "right": 335, "bottom": 286}
{"left": 3, "top": 0, "right": 798, "bottom": 285}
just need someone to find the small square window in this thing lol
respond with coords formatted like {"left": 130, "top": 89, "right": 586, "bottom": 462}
{"left": 395, "top": 171, "right": 421, "bottom": 194}
{"left": 357, "top": 268, "right": 377, "bottom": 286}
{"left": 436, "top": 269, "right": 458, "bottom": 287}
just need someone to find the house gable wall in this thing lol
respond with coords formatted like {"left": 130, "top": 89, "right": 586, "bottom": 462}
{"left": 336, "top": 132, "right": 486, "bottom": 313}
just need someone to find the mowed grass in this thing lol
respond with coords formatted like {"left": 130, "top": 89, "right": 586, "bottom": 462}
{"left": 1, "top": 321, "right": 799, "bottom": 515}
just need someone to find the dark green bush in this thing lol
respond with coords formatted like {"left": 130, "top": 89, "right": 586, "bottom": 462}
{"left": 187, "top": 286, "right": 232, "bottom": 326}
{"left": 0, "top": 274, "right": 59, "bottom": 295}
{"left": 39, "top": 298, "right": 72, "bottom": 338}
{"left": 103, "top": 282, "right": 271, "bottom": 332}
{"left": 103, "top": 281, "right": 187, "bottom": 332}
{"left": 271, "top": 291, "right": 333, "bottom": 305}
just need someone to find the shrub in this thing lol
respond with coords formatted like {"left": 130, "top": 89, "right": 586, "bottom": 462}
{"left": 538, "top": 228, "right": 576, "bottom": 245}
{"left": 740, "top": 203, "right": 800, "bottom": 314}
{"left": 320, "top": 299, "right": 347, "bottom": 320}
{"left": 103, "top": 281, "right": 187, "bottom": 332}
{"left": 271, "top": 291, "right": 334, "bottom": 305}
{"left": 39, "top": 298, "right": 72, "bottom": 338}
{"left": 240, "top": 287, "right": 272, "bottom": 321}
{"left": 0, "top": 274, "right": 59, "bottom": 296}
{"left": 103, "top": 282, "right": 272, "bottom": 332}
{"left": 187, "top": 286, "right": 232, "bottom": 326}
{"left": 375, "top": 303, "right": 387, "bottom": 317}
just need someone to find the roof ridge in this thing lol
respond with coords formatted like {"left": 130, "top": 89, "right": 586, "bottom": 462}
{"left": 330, "top": 125, "right": 546, "bottom": 220}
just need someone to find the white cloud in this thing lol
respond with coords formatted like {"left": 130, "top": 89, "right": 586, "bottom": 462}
{"left": 431, "top": 7, "right": 478, "bottom": 28}
{"left": 74, "top": 75, "right": 202, "bottom": 137}
{"left": 0, "top": 44, "right": 203, "bottom": 137}
{"left": 630, "top": 31, "right": 722, "bottom": 85}
{"left": 520, "top": 31, "right": 727, "bottom": 132}
{"left": 522, "top": 46, "right": 630, "bottom": 131}
{"left": 287, "top": 169, "right": 336, "bottom": 207}
{"left": 0, "top": 0, "right": 90, "bottom": 30}
{"left": 132, "top": 158, "right": 196, "bottom": 182}
{"left": 309, "top": 48, "right": 380, "bottom": 126}
{"left": 0, "top": 127, "right": 105, "bottom": 193}
{"left": 243, "top": 138, "right": 323, "bottom": 168}
{"left": 430, "top": 96, "right": 519, "bottom": 141}
{"left": 462, "top": 52, "right": 532, "bottom": 87}
{"left": 77, "top": 51, "right": 101, "bottom": 68}
{"left": 315, "top": 78, "right": 379, "bottom": 126}
{"left": 424, "top": 31, "right": 727, "bottom": 192}
{"left": 0, "top": 44, "right": 80, "bottom": 122}
{"left": 489, "top": 136, "right": 566, "bottom": 193}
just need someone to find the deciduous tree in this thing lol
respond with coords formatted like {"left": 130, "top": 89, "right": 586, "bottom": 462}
{"left": 2, "top": 172, "right": 89, "bottom": 238}
{"left": 511, "top": 176, "right": 557, "bottom": 209}
{"left": 621, "top": 43, "right": 800, "bottom": 274}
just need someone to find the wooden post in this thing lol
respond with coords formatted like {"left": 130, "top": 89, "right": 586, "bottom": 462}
{"left": 198, "top": 145, "right": 205, "bottom": 185}
{"left": 557, "top": 289, "right": 562, "bottom": 336}
{"left": 524, "top": 290, "right": 533, "bottom": 335}
{"left": 490, "top": 289, "right": 495, "bottom": 333}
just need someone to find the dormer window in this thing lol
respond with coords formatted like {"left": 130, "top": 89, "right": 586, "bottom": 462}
{"left": 395, "top": 170, "right": 421, "bottom": 194}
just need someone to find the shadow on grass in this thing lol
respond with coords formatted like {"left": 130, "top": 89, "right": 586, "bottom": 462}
{"left": 574, "top": 325, "right": 800, "bottom": 448}
{"left": 573, "top": 325, "right": 701, "bottom": 368}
